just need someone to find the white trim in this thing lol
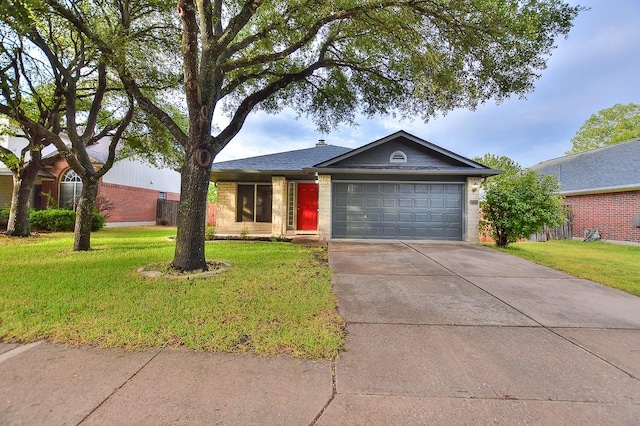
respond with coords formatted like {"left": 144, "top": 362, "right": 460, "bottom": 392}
{"left": 331, "top": 180, "right": 465, "bottom": 185}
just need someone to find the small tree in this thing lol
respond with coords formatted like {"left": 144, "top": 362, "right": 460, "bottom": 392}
{"left": 480, "top": 170, "right": 565, "bottom": 248}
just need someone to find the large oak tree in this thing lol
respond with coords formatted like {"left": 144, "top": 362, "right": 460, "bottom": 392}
{"left": 0, "top": 3, "right": 135, "bottom": 249}
{"left": 46, "top": 0, "right": 581, "bottom": 270}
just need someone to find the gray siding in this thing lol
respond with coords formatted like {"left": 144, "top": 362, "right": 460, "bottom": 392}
{"left": 332, "top": 137, "right": 464, "bottom": 168}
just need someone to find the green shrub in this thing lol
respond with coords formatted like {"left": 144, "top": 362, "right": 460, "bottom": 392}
{"left": 91, "top": 212, "right": 106, "bottom": 231}
{"left": 29, "top": 209, "right": 106, "bottom": 232}
{"left": 0, "top": 208, "right": 9, "bottom": 230}
{"left": 30, "top": 209, "right": 75, "bottom": 231}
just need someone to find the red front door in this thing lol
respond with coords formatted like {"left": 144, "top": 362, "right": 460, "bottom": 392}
{"left": 297, "top": 183, "right": 318, "bottom": 230}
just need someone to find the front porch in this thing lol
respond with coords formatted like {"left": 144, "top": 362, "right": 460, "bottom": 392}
{"left": 214, "top": 176, "right": 329, "bottom": 240}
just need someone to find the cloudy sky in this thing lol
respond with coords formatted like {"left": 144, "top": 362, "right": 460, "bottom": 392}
{"left": 213, "top": 0, "right": 640, "bottom": 168}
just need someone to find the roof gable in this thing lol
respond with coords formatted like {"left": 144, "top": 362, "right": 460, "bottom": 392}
{"left": 313, "top": 131, "right": 497, "bottom": 176}
{"left": 532, "top": 138, "right": 640, "bottom": 194}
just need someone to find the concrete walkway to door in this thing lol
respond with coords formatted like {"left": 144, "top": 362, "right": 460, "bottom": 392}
{"left": 320, "top": 241, "right": 640, "bottom": 425}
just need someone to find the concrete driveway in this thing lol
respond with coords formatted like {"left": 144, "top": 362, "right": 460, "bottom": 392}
{"left": 321, "top": 241, "right": 640, "bottom": 425}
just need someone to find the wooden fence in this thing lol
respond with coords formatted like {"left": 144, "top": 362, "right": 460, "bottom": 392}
{"left": 156, "top": 199, "right": 179, "bottom": 226}
{"left": 156, "top": 200, "right": 217, "bottom": 227}
{"left": 529, "top": 210, "right": 573, "bottom": 242}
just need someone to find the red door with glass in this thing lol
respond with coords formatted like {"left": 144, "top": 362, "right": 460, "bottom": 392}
{"left": 297, "top": 183, "right": 318, "bottom": 230}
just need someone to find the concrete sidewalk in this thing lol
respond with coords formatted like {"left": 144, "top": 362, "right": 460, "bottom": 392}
{"left": 1, "top": 241, "right": 639, "bottom": 425}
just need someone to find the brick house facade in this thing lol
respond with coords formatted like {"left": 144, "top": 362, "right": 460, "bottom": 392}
{"left": 532, "top": 138, "right": 640, "bottom": 245}
{"left": 1, "top": 135, "right": 180, "bottom": 226}
{"left": 562, "top": 191, "right": 640, "bottom": 243}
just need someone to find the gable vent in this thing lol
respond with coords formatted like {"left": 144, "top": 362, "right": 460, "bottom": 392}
{"left": 390, "top": 150, "right": 407, "bottom": 163}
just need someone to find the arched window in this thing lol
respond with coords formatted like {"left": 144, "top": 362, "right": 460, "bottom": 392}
{"left": 389, "top": 150, "right": 407, "bottom": 163}
{"left": 59, "top": 169, "right": 83, "bottom": 210}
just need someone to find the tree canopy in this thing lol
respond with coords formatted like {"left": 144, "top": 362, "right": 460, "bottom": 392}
{"left": 567, "top": 103, "right": 640, "bottom": 154}
{"left": 31, "top": 0, "right": 582, "bottom": 270}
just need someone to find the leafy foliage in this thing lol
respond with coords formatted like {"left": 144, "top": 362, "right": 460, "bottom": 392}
{"left": 473, "top": 153, "right": 522, "bottom": 176}
{"left": 29, "top": 209, "right": 105, "bottom": 232}
{"left": 480, "top": 170, "right": 565, "bottom": 247}
{"left": 567, "top": 103, "right": 640, "bottom": 154}
{"left": 0, "top": 208, "right": 9, "bottom": 230}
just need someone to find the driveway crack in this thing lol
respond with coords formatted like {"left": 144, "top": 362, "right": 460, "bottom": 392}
{"left": 309, "top": 361, "right": 338, "bottom": 425}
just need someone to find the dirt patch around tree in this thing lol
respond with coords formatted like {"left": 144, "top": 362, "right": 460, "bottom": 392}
{"left": 137, "top": 260, "right": 231, "bottom": 280}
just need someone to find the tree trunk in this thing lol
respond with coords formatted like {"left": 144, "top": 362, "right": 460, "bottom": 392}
{"left": 6, "top": 162, "right": 40, "bottom": 237}
{"left": 170, "top": 146, "right": 212, "bottom": 271}
{"left": 73, "top": 176, "right": 99, "bottom": 251}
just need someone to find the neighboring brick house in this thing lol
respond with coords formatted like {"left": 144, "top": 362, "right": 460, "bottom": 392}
{"left": 532, "top": 138, "right": 640, "bottom": 244}
{"left": 211, "top": 130, "right": 501, "bottom": 242}
{"left": 1, "top": 134, "right": 180, "bottom": 226}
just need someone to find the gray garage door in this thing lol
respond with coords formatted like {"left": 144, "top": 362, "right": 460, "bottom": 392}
{"left": 332, "top": 183, "right": 463, "bottom": 239}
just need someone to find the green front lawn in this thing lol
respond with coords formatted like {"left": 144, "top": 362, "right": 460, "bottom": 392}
{"left": 492, "top": 240, "right": 640, "bottom": 296}
{"left": 0, "top": 227, "right": 344, "bottom": 359}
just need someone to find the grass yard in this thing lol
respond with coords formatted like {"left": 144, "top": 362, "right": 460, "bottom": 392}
{"left": 493, "top": 240, "right": 640, "bottom": 297}
{"left": 0, "top": 227, "right": 344, "bottom": 359}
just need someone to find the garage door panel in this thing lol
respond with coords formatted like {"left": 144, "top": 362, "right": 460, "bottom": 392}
{"left": 414, "top": 213, "right": 429, "bottom": 223}
{"left": 398, "top": 198, "right": 413, "bottom": 208}
{"left": 383, "top": 184, "right": 396, "bottom": 194}
{"left": 382, "top": 198, "right": 396, "bottom": 208}
{"left": 366, "top": 212, "right": 382, "bottom": 222}
{"left": 446, "top": 198, "right": 461, "bottom": 208}
{"left": 430, "top": 198, "right": 445, "bottom": 208}
{"left": 398, "top": 212, "right": 413, "bottom": 223}
{"left": 382, "top": 212, "right": 397, "bottom": 222}
{"left": 430, "top": 185, "right": 444, "bottom": 194}
{"left": 366, "top": 198, "right": 381, "bottom": 208}
{"left": 332, "top": 183, "right": 462, "bottom": 240}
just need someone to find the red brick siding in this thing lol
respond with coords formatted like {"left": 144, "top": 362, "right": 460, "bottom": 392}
{"left": 40, "top": 159, "right": 70, "bottom": 205}
{"left": 564, "top": 190, "right": 640, "bottom": 243}
{"left": 39, "top": 158, "right": 180, "bottom": 223}
{"left": 98, "top": 182, "right": 179, "bottom": 223}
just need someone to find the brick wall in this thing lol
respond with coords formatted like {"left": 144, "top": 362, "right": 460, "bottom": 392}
{"left": 98, "top": 182, "right": 179, "bottom": 223}
{"left": 565, "top": 190, "right": 640, "bottom": 243}
{"left": 39, "top": 158, "right": 181, "bottom": 224}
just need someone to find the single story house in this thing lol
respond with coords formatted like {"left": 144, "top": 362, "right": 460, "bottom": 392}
{"left": 211, "top": 130, "right": 501, "bottom": 241}
{"left": 1, "top": 134, "right": 181, "bottom": 226}
{"left": 531, "top": 137, "right": 640, "bottom": 244}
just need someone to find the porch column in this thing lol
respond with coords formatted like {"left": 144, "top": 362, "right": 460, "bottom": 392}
{"left": 466, "top": 177, "right": 482, "bottom": 243}
{"left": 317, "top": 174, "right": 332, "bottom": 241}
{"left": 271, "top": 176, "right": 287, "bottom": 236}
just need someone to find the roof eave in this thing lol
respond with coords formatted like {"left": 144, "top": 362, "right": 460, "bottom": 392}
{"left": 304, "top": 167, "right": 503, "bottom": 176}
{"left": 560, "top": 184, "right": 640, "bottom": 196}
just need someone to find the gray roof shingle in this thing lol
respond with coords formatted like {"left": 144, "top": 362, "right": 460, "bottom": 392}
{"left": 531, "top": 138, "right": 640, "bottom": 193}
{"left": 211, "top": 144, "right": 352, "bottom": 171}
